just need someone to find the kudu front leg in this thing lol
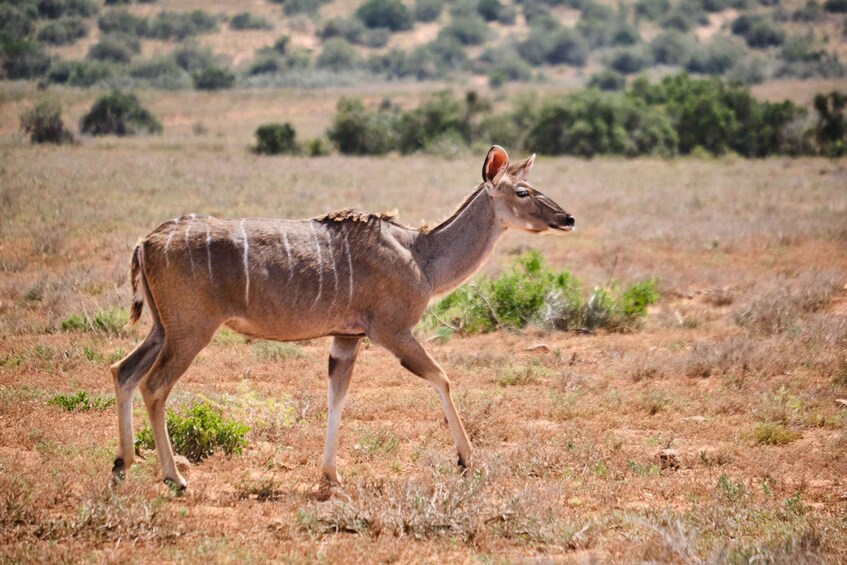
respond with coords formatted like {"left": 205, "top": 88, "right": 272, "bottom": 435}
{"left": 321, "top": 336, "right": 362, "bottom": 484}
{"left": 376, "top": 330, "right": 473, "bottom": 470}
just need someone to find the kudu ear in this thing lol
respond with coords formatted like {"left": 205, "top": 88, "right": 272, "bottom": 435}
{"left": 508, "top": 154, "right": 536, "bottom": 181}
{"left": 482, "top": 145, "right": 509, "bottom": 188}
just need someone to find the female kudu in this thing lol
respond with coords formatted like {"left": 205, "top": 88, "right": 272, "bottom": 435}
{"left": 111, "top": 146, "right": 575, "bottom": 489}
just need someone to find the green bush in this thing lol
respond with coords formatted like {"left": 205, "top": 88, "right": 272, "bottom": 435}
{"left": 192, "top": 65, "right": 235, "bottom": 90}
{"left": 634, "top": 0, "right": 670, "bottom": 20}
{"left": 813, "top": 91, "right": 846, "bottom": 157}
{"left": 730, "top": 14, "right": 784, "bottom": 48}
{"left": 609, "top": 47, "right": 652, "bottom": 74}
{"left": 47, "top": 59, "right": 112, "bottom": 86}
{"left": 685, "top": 39, "right": 745, "bottom": 74}
{"left": 394, "top": 90, "right": 477, "bottom": 153}
{"left": 651, "top": 30, "right": 694, "bottom": 65}
{"left": 1, "top": 39, "right": 51, "bottom": 79}
{"left": 87, "top": 33, "right": 140, "bottom": 63}
{"left": 38, "top": 0, "right": 98, "bottom": 19}
{"left": 49, "top": 391, "right": 114, "bottom": 412}
{"left": 792, "top": 0, "right": 824, "bottom": 21}
{"left": 281, "top": 0, "right": 325, "bottom": 16}
{"left": 306, "top": 137, "right": 331, "bottom": 156}
{"left": 146, "top": 10, "right": 218, "bottom": 40}
{"left": 588, "top": 69, "right": 626, "bottom": 91}
{"left": 20, "top": 100, "right": 74, "bottom": 144}
{"left": 172, "top": 43, "right": 216, "bottom": 71}
{"left": 316, "top": 37, "right": 359, "bottom": 71}
{"left": 356, "top": 0, "right": 413, "bottom": 31}
{"left": 823, "top": 0, "right": 847, "bottom": 12}
{"left": 254, "top": 123, "right": 299, "bottom": 155}
{"left": 80, "top": 90, "right": 162, "bottom": 136}
{"left": 97, "top": 8, "right": 147, "bottom": 35}
{"left": 230, "top": 12, "right": 272, "bottom": 30}
{"left": 129, "top": 56, "right": 188, "bottom": 88}
{"left": 327, "top": 97, "right": 397, "bottom": 155}
{"left": 517, "top": 26, "right": 588, "bottom": 66}
{"left": 37, "top": 17, "right": 88, "bottom": 45}
{"left": 414, "top": 0, "right": 443, "bottom": 21}
{"left": 477, "top": 0, "right": 503, "bottom": 21}
{"left": 425, "top": 251, "right": 659, "bottom": 334}
{"left": 438, "top": 15, "right": 489, "bottom": 45}
{"left": 475, "top": 46, "right": 532, "bottom": 86}
{"left": 135, "top": 402, "right": 250, "bottom": 463}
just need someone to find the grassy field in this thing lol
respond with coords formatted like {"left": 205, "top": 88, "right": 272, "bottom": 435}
{"left": 1, "top": 84, "right": 847, "bottom": 562}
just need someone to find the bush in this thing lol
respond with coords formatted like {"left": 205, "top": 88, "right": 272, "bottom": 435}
{"left": 793, "top": 0, "right": 824, "bottom": 21}
{"left": 135, "top": 402, "right": 249, "bottom": 463}
{"left": 20, "top": 100, "right": 74, "bottom": 144}
{"left": 813, "top": 91, "right": 846, "bottom": 156}
{"left": 475, "top": 46, "right": 532, "bottom": 85}
{"left": 281, "top": 0, "right": 325, "bottom": 16}
{"left": 47, "top": 59, "right": 112, "bottom": 86}
{"left": 80, "top": 90, "right": 162, "bottom": 136}
{"left": 731, "top": 15, "right": 784, "bottom": 48}
{"left": 129, "top": 56, "right": 188, "bottom": 87}
{"left": 1, "top": 39, "right": 51, "bottom": 79}
{"left": 97, "top": 8, "right": 147, "bottom": 35}
{"left": 394, "top": 90, "right": 476, "bottom": 153}
{"left": 477, "top": 0, "right": 503, "bottom": 21}
{"left": 38, "top": 0, "right": 98, "bottom": 19}
{"left": 229, "top": 12, "right": 272, "bottom": 30}
{"left": 651, "top": 30, "right": 693, "bottom": 65}
{"left": 254, "top": 123, "right": 299, "bottom": 155}
{"left": 497, "top": 4, "right": 517, "bottom": 24}
{"left": 0, "top": 4, "right": 37, "bottom": 43}
{"left": 37, "top": 17, "right": 88, "bottom": 45}
{"left": 823, "top": 0, "right": 847, "bottom": 12}
{"left": 306, "top": 137, "right": 331, "bottom": 156}
{"left": 609, "top": 47, "right": 652, "bottom": 74}
{"left": 685, "top": 39, "right": 745, "bottom": 74}
{"left": 635, "top": 0, "right": 670, "bottom": 20}
{"left": 588, "top": 69, "right": 626, "bottom": 90}
{"left": 316, "top": 38, "right": 359, "bottom": 71}
{"left": 439, "top": 15, "right": 489, "bottom": 45}
{"left": 172, "top": 43, "right": 216, "bottom": 71}
{"left": 192, "top": 65, "right": 235, "bottom": 90}
{"left": 49, "top": 391, "right": 114, "bottom": 411}
{"left": 518, "top": 26, "right": 588, "bottom": 66}
{"left": 145, "top": 10, "right": 218, "bottom": 40}
{"left": 327, "top": 97, "right": 397, "bottom": 155}
{"left": 356, "top": 0, "right": 413, "bottom": 31}
{"left": 87, "top": 33, "right": 140, "bottom": 63}
{"left": 320, "top": 16, "right": 365, "bottom": 42}
{"left": 426, "top": 251, "right": 659, "bottom": 333}
{"left": 414, "top": 0, "right": 443, "bottom": 21}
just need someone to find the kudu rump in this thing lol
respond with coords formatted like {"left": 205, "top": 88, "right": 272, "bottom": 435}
{"left": 111, "top": 146, "right": 575, "bottom": 489}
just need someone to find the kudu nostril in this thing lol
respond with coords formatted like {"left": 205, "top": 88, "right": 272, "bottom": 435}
{"left": 564, "top": 215, "right": 575, "bottom": 228}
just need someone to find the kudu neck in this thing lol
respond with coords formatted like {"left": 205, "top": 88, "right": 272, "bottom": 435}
{"left": 416, "top": 186, "right": 506, "bottom": 295}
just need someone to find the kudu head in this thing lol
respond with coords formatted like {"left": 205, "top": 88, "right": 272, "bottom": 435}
{"left": 482, "top": 145, "right": 575, "bottom": 234}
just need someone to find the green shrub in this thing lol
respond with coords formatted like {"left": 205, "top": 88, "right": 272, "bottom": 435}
{"left": 145, "top": 10, "right": 218, "bottom": 40}
{"left": 414, "top": 0, "right": 443, "bottom": 21}
{"left": 38, "top": 0, "right": 98, "bottom": 19}
{"left": 651, "top": 30, "right": 694, "bottom": 65}
{"left": 425, "top": 251, "right": 659, "bottom": 334}
{"left": 475, "top": 46, "right": 532, "bottom": 85}
{"left": 747, "top": 422, "right": 801, "bottom": 445}
{"left": 477, "top": 0, "right": 503, "bottom": 21}
{"left": 320, "top": 16, "right": 366, "bottom": 42}
{"left": 87, "top": 33, "right": 140, "bottom": 63}
{"left": 438, "top": 15, "right": 489, "bottom": 45}
{"left": 1, "top": 38, "right": 51, "bottom": 79}
{"left": 37, "top": 17, "right": 88, "bottom": 45}
{"left": 327, "top": 97, "right": 397, "bottom": 155}
{"left": 517, "top": 27, "right": 588, "bottom": 66}
{"left": 394, "top": 90, "right": 477, "bottom": 153}
{"left": 20, "top": 100, "right": 74, "bottom": 144}
{"left": 635, "top": 0, "right": 670, "bottom": 20}
{"left": 813, "top": 91, "right": 846, "bottom": 157}
{"left": 730, "top": 15, "right": 784, "bottom": 48}
{"left": 685, "top": 39, "right": 745, "bottom": 74}
{"left": 793, "top": 0, "right": 824, "bottom": 21}
{"left": 588, "top": 69, "right": 626, "bottom": 91}
{"left": 49, "top": 391, "right": 114, "bottom": 412}
{"left": 172, "top": 43, "right": 216, "bottom": 71}
{"left": 306, "top": 137, "right": 331, "bottom": 156}
{"left": 97, "top": 8, "right": 147, "bottom": 35}
{"left": 281, "top": 0, "right": 325, "bottom": 16}
{"left": 47, "top": 59, "right": 112, "bottom": 86}
{"left": 823, "top": 0, "right": 847, "bottom": 12}
{"left": 316, "top": 37, "right": 360, "bottom": 71}
{"left": 129, "top": 56, "right": 189, "bottom": 88}
{"left": 135, "top": 402, "right": 250, "bottom": 463}
{"left": 608, "top": 47, "right": 652, "bottom": 74}
{"left": 230, "top": 12, "right": 272, "bottom": 30}
{"left": 61, "top": 306, "right": 131, "bottom": 334}
{"left": 356, "top": 0, "right": 413, "bottom": 31}
{"left": 192, "top": 65, "right": 235, "bottom": 90}
{"left": 80, "top": 90, "right": 162, "bottom": 136}
{"left": 254, "top": 123, "right": 299, "bottom": 155}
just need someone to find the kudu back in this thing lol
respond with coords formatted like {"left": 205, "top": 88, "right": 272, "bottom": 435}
{"left": 111, "top": 146, "right": 574, "bottom": 489}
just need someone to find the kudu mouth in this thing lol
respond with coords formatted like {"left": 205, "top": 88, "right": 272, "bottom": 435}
{"left": 550, "top": 214, "right": 575, "bottom": 232}
{"left": 535, "top": 192, "right": 575, "bottom": 233}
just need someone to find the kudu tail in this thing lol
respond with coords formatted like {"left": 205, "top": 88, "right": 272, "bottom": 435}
{"left": 129, "top": 243, "right": 145, "bottom": 326}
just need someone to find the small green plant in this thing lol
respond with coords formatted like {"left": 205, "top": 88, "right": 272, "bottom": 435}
{"left": 49, "top": 391, "right": 115, "bottom": 412}
{"left": 192, "top": 66, "right": 235, "bottom": 90}
{"left": 135, "top": 403, "right": 249, "bottom": 463}
{"left": 61, "top": 306, "right": 130, "bottom": 336}
{"left": 747, "top": 422, "right": 802, "bottom": 445}
{"left": 20, "top": 100, "right": 74, "bottom": 145}
{"left": 80, "top": 90, "right": 162, "bottom": 136}
{"left": 357, "top": 429, "right": 399, "bottom": 455}
{"left": 252, "top": 341, "right": 303, "bottom": 361}
{"left": 229, "top": 12, "right": 272, "bottom": 30}
{"left": 253, "top": 123, "right": 299, "bottom": 155}
{"left": 718, "top": 473, "right": 745, "bottom": 501}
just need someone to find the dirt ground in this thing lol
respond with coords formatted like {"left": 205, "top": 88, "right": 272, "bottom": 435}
{"left": 1, "top": 85, "right": 846, "bottom": 563}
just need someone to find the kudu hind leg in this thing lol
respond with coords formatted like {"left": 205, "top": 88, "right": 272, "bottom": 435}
{"left": 139, "top": 330, "right": 215, "bottom": 489}
{"left": 110, "top": 328, "right": 164, "bottom": 477}
{"left": 321, "top": 337, "right": 361, "bottom": 484}
{"left": 376, "top": 331, "right": 473, "bottom": 470}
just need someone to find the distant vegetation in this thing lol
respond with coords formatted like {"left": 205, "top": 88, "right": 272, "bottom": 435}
{"left": 327, "top": 74, "right": 845, "bottom": 158}
{"left": 19, "top": 100, "right": 74, "bottom": 144}
{"left": 79, "top": 89, "right": 162, "bottom": 135}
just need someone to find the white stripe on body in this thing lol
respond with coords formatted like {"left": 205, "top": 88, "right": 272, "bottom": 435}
{"left": 342, "top": 226, "right": 354, "bottom": 310}
{"left": 239, "top": 219, "right": 250, "bottom": 306}
{"left": 310, "top": 222, "right": 324, "bottom": 307}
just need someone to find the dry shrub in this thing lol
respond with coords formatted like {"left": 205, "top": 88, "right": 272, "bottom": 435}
{"left": 682, "top": 336, "right": 765, "bottom": 379}
{"left": 734, "top": 273, "right": 842, "bottom": 335}
{"left": 624, "top": 350, "right": 672, "bottom": 382}
{"left": 300, "top": 472, "right": 587, "bottom": 547}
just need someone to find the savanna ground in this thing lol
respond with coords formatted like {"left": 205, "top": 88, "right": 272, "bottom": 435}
{"left": 1, "top": 83, "right": 847, "bottom": 563}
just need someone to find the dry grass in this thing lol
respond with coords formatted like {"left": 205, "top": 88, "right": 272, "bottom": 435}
{"left": 1, "top": 84, "right": 847, "bottom": 562}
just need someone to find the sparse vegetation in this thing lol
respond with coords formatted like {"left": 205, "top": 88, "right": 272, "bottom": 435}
{"left": 19, "top": 100, "right": 74, "bottom": 144}
{"left": 60, "top": 306, "right": 130, "bottom": 335}
{"left": 49, "top": 391, "right": 114, "bottom": 411}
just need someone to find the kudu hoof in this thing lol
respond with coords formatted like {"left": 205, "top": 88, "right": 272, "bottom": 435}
{"left": 164, "top": 478, "right": 187, "bottom": 494}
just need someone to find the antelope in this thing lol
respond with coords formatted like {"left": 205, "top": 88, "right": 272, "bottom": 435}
{"left": 110, "top": 146, "right": 575, "bottom": 490}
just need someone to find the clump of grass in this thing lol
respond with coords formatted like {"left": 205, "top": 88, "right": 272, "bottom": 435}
{"left": 49, "top": 391, "right": 115, "bottom": 412}
{"left": 61, "top": 306, "right": 130, "bottom": 336}
{"left": 495, "top": 364, "right": 548, "bottom": 387}
{"left": 425, "top": 250, "right": 659, "bottom": 334}
{"left": 135, "top": 402, "right": 249, "bottom": 463}
{"left": 356, "top": 429, "right": 399, "bottom": 456}
{"left": 746, "top": 422, "right": 802, "bottom": 446}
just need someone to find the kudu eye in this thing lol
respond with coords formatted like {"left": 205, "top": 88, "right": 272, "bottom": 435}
{"left": 515, "top": 189, "right": 529, "bottom": 198}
